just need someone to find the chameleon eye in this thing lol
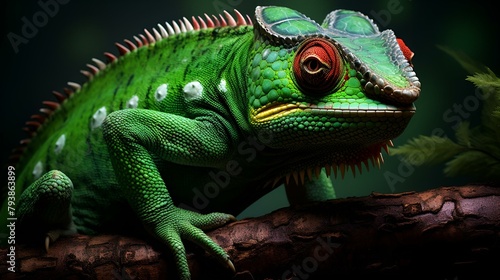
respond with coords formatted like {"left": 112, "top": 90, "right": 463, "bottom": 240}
{"left": 293, "top": 38, "right": 344, "bottom": 95}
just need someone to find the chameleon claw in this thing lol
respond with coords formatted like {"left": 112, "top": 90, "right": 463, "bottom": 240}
{"left": 45, "top": 235, "right": 50, "bottom": 252}
{"left": 226, "top": 258, "right": 236, "bottom": 273}
{"left": 44, "top": 230, "right": 64, "bottom": 252}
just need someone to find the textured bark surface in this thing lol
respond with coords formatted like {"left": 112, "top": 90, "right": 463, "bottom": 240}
{"left": 1, "top": 185, "right": 499, "bottom": 279}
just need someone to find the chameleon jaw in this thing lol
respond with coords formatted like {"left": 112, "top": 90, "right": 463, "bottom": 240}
{"left": 252, "top": 103, "right": 303, "bottom": 122}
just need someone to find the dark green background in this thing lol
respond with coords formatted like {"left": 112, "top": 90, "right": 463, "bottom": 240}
{"left": 2, "top": 0, "right": 498, "bottom": 218}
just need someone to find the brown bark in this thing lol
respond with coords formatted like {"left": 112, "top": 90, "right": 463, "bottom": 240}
{"left": 1, "top": 185, "right": 499, "bottom": 279}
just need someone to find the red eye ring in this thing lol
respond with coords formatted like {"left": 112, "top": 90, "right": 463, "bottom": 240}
{"left": 293, "top": 38, "right": 344, "bottom": 95}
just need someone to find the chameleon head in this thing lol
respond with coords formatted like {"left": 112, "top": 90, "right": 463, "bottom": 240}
{"left": 246, "top": 6, "right": 420, "bottom": 171}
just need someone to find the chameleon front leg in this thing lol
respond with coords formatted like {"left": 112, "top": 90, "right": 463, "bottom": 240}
{"left": 285, "top": 169, "right": 336, "bottom": 206}
{"left": 17, "top": 170, "right": 76, "bottom": 250}
{"left": 102, "top": 108, "right": 236, "bottom": 280}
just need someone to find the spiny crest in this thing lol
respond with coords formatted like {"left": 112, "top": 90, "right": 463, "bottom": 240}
{"left": 266, "top": 140, "right": 394, "bottom": 188}
{"left": 10, "top": 9, "right": 252, "bottom": 164}
{"left": 82, "top": 9, "right": 251, "bottom": 80}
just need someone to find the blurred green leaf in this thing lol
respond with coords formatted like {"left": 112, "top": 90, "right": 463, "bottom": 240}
{"left": 391, "top": 135, "right": 465, "bottom": 166}
{"left": 437, "top": 45, "right": 489, "bottom": 75}
{"left": 391, "top": 59, "right": 500, "bottom": 182}
{"left": 454, "top": 121, "right": 471, "bottom": 147}
{"left": 444, "top": 149, "right": 500, "bottom": 180}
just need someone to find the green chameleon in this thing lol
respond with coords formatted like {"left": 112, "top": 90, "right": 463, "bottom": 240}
{"left": 2, "top": 5, "right": 420, "bottom": 279}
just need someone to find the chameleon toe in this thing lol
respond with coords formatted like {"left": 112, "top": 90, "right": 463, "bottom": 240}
{"left": 44, "top": 235, "right": 50, "bottom": 252}
{"left": 226, "top": 258, "right": 236, "bottom": 273}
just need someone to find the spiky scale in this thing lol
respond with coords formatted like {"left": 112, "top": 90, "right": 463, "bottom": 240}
{"left": 133, "top": 35, "right": 144, "bottom": 47}
{"left": 183, "top": 17, "right": 194, "bottom": 31}
{"left": 172, "top": 20, "right": 181, "bottom": 34}
{"left": 139, "top": 34, "right": 149, "bottom": 46}
{"left": 80, "top": 70, "right": 93, "bottom": 80}
{"left": 52, "top": 91, "right": 66, "bottom": 102}
{"left": 67, "top": 82, "right": 81, "bottom": 91}
{"left": 30, "top": 115, "right": 45, "bottom": 122}
{"left": 191, "top": 16, "right": 200, "bottom": 30}
{"left": 204, "top": 13, "right": 215, "bottom": 28}
{"left": 158, "top": 23, "right": 169, "bottom": 38}
{"left": 178, "top": 20, "right": 187, "bottom": 33}
{"left": 104, "top": 52, "right": 117, "bottom": 63}
{"left": 234, "top": 9, "right": 248, "bottom": 26}
{"left": 211, "top": 14, "right": 221, "bottom": 27}
{"left": 153, "top": 28, "right": 162, "bottom": 41}
{"left": 325, "top": 164, "right": 332, "bottom": 177}
{"left": 25, "top": 121, "right": 41, "bottom": 130}
{"left": 165, "top": 21, "right": 176, "bottom": 35}
{"left": 218, "top": 14, "right": 228, "bottom": 26}
{"left": 142, "top": 29, "right": 154, "bottom": 44}
{"left": 92, "top": 58, "right": 107, "bottom": 70}
{"left": 224, "top": 10, "right": 237, "bottom": 26}
{"left": 197, "top": 16, "right": 207, "bottom": 29}
{"left": 42, "top": 101, "right": 59, "bottom": 110}
{"left": 115, "top": 42, "right": 130, "bottom": 55}
{"left": 124, "top": 39, "right": 138, "bottom": 51}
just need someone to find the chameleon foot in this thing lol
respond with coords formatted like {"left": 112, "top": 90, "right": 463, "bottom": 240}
{"left": 150, "top": 207, "right": 236, "bottom": 279}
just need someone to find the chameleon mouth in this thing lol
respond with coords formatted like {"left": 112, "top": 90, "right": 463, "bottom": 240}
{"left": 253, "top": 103, "right": 302, "bottom": 122}
{"left": 252, "top": 101, "right": 415, "bottom": 122}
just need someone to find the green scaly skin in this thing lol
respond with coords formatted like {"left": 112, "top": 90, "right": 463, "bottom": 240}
{"left": 1, "top": 6, "right": 420, "bottom": 279}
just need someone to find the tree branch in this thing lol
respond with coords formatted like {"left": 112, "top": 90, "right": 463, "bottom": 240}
{"left": 1, "top": 185, "right": 499, "bottom": 279}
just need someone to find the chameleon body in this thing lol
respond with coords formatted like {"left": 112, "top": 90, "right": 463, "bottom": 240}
{"left": 2, "top": 6, "right": 420, "bottom": 279}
